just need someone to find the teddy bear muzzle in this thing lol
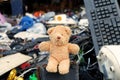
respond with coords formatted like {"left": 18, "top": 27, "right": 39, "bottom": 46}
{"left": 57, "top": 36, "right": 61, "bottom": 39}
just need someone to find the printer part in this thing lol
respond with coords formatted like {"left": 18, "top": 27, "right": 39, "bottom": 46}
{"left": 97, "top": 45, "right": 120, "bottom": 80}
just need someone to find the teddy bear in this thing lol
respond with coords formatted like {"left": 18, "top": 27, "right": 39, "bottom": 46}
{"left": 39, "top": 25, "right": 80, "bottom": 74}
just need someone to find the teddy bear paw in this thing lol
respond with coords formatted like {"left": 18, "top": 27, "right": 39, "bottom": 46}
{"left": 46, "top": 66, "right": 57, "bottom": 73}
{"left": 59, "top": 68, "right": 69, "bottom": 74}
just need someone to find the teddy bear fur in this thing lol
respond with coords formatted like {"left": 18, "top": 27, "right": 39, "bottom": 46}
{"left": 39, "top": 25, "right": 80, "bottom": 74}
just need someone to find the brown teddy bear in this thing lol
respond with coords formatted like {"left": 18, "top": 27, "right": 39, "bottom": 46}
{"left": 39, "top": 25, "right": 80, "bottom": 74}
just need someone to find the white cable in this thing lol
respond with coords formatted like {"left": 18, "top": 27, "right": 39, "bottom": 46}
{"left": 76, "top": 53, "right": 82, "bottom": 64}
{"left": 89, "top": 62, "right": 97, "bottom": 68}
{"left": 83, "top": 47, "right": 94, "bottom": 56}
{"left": 87, "top": 58, "right": 90, "bottom": 69}
{"left": 18, "top": 68, "right": 37, "bottom": 77}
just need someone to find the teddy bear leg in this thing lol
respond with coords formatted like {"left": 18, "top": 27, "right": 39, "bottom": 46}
{"left": 58, "top": 59, "right": 70, "bottom": 74}
{"left": 46, "top": 57, "right": 58, "bottom": 73}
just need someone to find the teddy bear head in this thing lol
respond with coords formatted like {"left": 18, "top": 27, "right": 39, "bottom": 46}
{"left": 47, "top": 25, "right": 72, "bottom": 46}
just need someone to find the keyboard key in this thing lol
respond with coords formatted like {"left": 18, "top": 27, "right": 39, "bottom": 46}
{"left": 115, "top": 17, "right": 120, "bottom": 22}
{"left": 112, "top": 39, "right": 117, "bottom": 43}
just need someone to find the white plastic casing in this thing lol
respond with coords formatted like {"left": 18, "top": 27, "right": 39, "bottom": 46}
{"left": 97, "top": 45, "right": 120, "bottom": 80}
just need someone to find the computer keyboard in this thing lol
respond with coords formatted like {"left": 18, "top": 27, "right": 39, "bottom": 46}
{"left": 84, "top": 0, "right": 120, "bottom": 55}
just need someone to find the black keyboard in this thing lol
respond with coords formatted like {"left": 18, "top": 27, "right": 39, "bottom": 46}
{"left": 84, "top": 0, "right": 120, "bottom": 55}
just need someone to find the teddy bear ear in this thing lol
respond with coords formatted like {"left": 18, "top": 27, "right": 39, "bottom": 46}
{"left": 64, "top": 26, "right": 72, "bottom": 36}
{"left": 47, "top": 27, "right": 55, "bottom": 34}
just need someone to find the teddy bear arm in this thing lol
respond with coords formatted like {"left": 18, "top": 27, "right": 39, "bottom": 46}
{"left": 39, "top": 41, "right": 50, "bottom": 52}
{"left": 68, "top": 43, "right": 80, "bottom": 55}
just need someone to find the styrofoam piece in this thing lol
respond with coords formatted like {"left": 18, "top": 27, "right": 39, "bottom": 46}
{"left": 0, "top": 53, "right": 32, "bottom": 76}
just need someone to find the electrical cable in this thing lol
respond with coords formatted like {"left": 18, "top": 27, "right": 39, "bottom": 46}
{"left": 88, "top": 62, "right": 97, "bottom": 68}
{"left": 87, "top": 58, "right": 90, "bottom": 69}
{"left": 83, "top": 46, "right": 94, "bottom": 56}
{"left": 18, "top": 68, "right": 37, "bottom": 78}
{"left": 76, "top": 39, "right": 93, "bottom": 64}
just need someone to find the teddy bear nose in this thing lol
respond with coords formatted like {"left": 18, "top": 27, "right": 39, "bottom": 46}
{"left": 57, "top": 36, "right": 61, "bottom": 39}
